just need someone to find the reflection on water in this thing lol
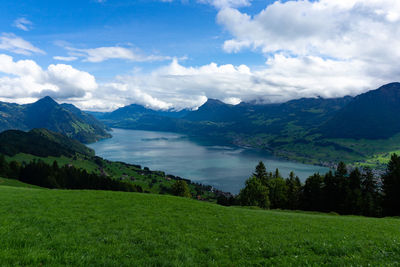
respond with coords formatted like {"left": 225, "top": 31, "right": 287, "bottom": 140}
{"left": 88, "top": 128, "right": 329, "bottom": 194}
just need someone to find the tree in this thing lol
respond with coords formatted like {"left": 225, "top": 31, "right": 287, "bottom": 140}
{"left": 7, "top": 161, "right": 20, "bottom": 179}
{"left": 382, "top": 154, "right": 400, "bottom": 216}
{"left": 0, "top": 154, "right": 8, "bottom": 177}
{"left": 239, "top": 176, "right": 270, "bottom": 209}
{"left": 322, "top": 170, "right": 337, "bottom": 212}
{"left": 286, "top": 172, "right": 302, "bottom": 210}
{"left": 301, "top": 173, "right": 324, "bottom": 211}
{"left": 361, "top": 167, "right": 381, "bottom": 217}
{"left": 273, "top": 168, "right": 281, "bottom": 179}
{"left": 322, "top": 162, "right": 349, "bottom": 213}
{"left": 253, "top": 161, "right": 268, "bottom": 186}
{"left": 267, "top": 177, "right": 288, "bottom": 209}
{"left": 346, "top": 168, "right": 362, "bottom": 215}
{"left": 171, "top": 180, "right": 191, "bottom": 198}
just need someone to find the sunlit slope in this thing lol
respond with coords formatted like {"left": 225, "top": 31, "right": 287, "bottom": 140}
{"left": 0, "top": 186, "right": 399, "bottom": 266}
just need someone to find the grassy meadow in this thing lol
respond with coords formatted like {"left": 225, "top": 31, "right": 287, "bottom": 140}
{"left": 0, "top": 177, "right": 42, "bottom": 189}
{"left": 1, "top": 185, "right": 400, "bottom": 266}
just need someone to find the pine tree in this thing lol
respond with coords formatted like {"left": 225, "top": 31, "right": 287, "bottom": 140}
{"left": 253, "top": 161, "right": 268, "bottom": 185}
{"left": 382, "top": 154, "right": 400, "bottom": 216}
{"left": 302, "top": 173, "right": 324, "bottom": 211}
{"left": 286, "top": 172, "right": 302, "bottom": 210}
{"left": 346, "top": 168, "right": 362, "bottom": 215}
{"left": 0, "top": 154, "right": 8, "bottom": 177}
{"left": 361, "top": 167, "right": 380, "bottom": 217}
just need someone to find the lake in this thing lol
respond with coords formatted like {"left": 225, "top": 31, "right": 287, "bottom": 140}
{"left": 88, "top": 128, "right": 329, "bottom": 194}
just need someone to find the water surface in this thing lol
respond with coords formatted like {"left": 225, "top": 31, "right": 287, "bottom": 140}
{"left": 89, "top": 128, "right": 329, "bottom": 194}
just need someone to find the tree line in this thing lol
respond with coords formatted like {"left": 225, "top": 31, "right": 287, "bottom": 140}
{"left": 0, "top": 155, "right": 142, "bottom": 192}
{"left": 219, "top": 154, "right": 400, "bottom": 217}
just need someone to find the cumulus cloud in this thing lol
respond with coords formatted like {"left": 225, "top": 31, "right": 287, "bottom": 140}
{"left": 78, "top": 55, "right": 382, "bottom": 111}
{"left": 0, "top": 33, "right": 44, "bottom": 55}
{"left": 64, "top": 46, "right": 171, "bottom": 63}
{"left": 0, "top": 54, "right": 388, "bottom": 112}
{"left": 13, "top": 18, "right": 33, "bottom": 31}
{"left": 0, "top": 54, "right": 97, "bottom": 103}
{"left": 218, "top": 0, "right": 400, "bottom": 59}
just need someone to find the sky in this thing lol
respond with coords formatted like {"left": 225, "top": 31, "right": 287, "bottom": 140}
{"left": 0, "top": 0, "right": 399, "bottom": 111}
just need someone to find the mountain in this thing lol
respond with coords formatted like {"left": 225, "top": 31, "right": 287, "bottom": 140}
{"left": 319, "top": 83, "right": 400, "bottom": 139}
{"left": 0, "top": 102, "right": 26, "bottom": 132}
{"left": 100, "top": 103, "right": 189, "bottom": 121}
{"left": 183, "top": 99, "right": 238, "bottom": 122}
{"left": 0, "top": 96, "right": 111, "bottom": 143}
{"left": 0, "top": 128, "right": 94, "bottom": 157}
{"left": 92, "top": 82, "right": 400, "bottom": 165}
{"left": 100, "top": 96, "right": 353, "bottom": 136}
{"left": 188, "top": 96, "right": 353, "bottom": 132}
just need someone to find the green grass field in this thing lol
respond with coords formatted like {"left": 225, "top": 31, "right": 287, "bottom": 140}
{"left": 0, "top": 177, "right": 42, "bottom": 189}
{"left": 1, "top": 186, "right": 400, "bottom": 266}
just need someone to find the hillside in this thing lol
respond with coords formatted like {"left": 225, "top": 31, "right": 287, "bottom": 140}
{"left": 0, "top": 177, "right": 42, "bottom": 188}
{"left": 0, "top": 96, "right": 110, "bottom": 143}
{"left": 319, "top": 82, "right": 400, "bottom": 139}
{"left": 0, "top": 128, "right": 94, "bottom": 157}
{"left": 0, "top": 186, "right": 399, "bottom": 266}
{"left": 102, "top": 96, "right": 352, "bottom": 136}
{"left": 98, "top": 103, "right": 189, "bottom": 121}
{"left": 0, "top": 128, "right": 220, "bottom": 200}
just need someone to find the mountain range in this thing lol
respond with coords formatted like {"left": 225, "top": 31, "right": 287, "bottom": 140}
{"left": 0, "top": 96, "right": 110, "bottom": 143}
{"left": 1, "top": 83, "right": 399, "bottom": 166}
{"left": 91, "top": 82, "right": 400, "bottom": 166}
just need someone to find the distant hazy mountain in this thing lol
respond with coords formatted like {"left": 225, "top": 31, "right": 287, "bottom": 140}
{"left": 183, "top": 99, "right": 238, "bottom": 122}
{"left": 0, "top": 128, "right": 94, "bottom": 157}
{"left": 99, "top": 103, "right": 189, "bottom": 121}
{"left": 0, "top": 96, "right": 110, "bottom": 143}
{"left": 319, "top": 82, "right": 400, "bottom": 139}
{"left": 98, "top": 94, "right": 353, "bottom": 136}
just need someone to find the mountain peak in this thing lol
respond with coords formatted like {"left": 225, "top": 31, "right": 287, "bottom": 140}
{"left": 374, "top": 82, "right": 400, "bottom": 94}
{"left": 203, "top": 98, "right": 225, "bottom": 106}
{"left": 34, "top": 96, "right": 58, "bottom": 106}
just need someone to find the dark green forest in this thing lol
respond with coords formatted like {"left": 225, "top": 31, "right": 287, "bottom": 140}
{"left": 219, "top": 154, "right": 400, "bottom": 218}
{"left": 0, "top": 155, "right": 142, "bottom": 193}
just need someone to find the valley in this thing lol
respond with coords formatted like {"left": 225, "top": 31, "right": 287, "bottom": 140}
{"left": 92, "top": 83, "right": 400, "bottom": 169}
{"left": 88, "top": 128, "right": 328, "bottom": 194}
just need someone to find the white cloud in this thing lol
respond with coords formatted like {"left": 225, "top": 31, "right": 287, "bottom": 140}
{"left": 65, "top": 46, "right": 171, "bottom": 63}
{"left": 87, "top": 56, "right": 384, "bottom": 111}
{"left": 0, "top": 54, "right": 97, "bottom": 103}
{"left": 0, "top": 33, "right": 44, "bottom": 55}
{"left": 13, "top": 18, "right": 33, "bottom": 31}
{"left": 217, "top": 1, "right": 400, "bottom": 63}
{"left": 160, "top": 0, "right": 250, "bottom": 8}
{"left": 53, "top": 56, "right": 78, "bottom": 62}
{"left": 0, "top": 54, "right": 389, "bottom": 112}
{"left": 198, "top": 0, "right": 251, "bottom": 8}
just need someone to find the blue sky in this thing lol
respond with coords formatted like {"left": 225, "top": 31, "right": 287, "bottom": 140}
{"left": 0, "top": 0, "right": 269, "bottom": 79}
{"left": 0, "top": 0, "right": 399, "bottom": 110}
